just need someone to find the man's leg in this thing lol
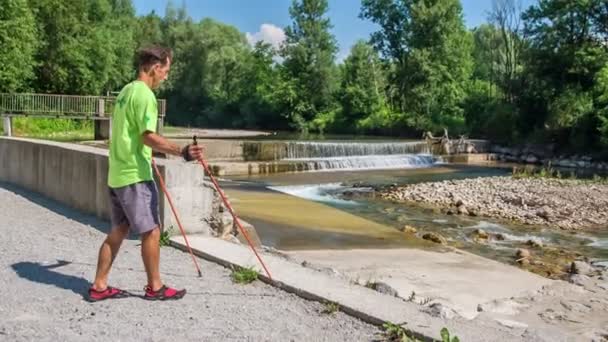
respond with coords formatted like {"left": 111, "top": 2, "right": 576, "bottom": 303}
{"left": 141, "top": 226, "right": 162, "bottom": 291}
{"left": 92, "top": 224, "right": 129, "bottom": 290}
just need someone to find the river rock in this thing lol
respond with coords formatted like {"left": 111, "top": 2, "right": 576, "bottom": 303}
{"left": 536, "top": 207, "right": 553, "bottom": 221}
{"left": 570, "top": 261, "right": 594, "bottom": 276}
{"left": 402, "top": 225, "right": 417, "bottom": 234}
{"left": 477, "top": 299, "right": 529, "bottom": 315}
{"left": 372, "top": 282, "right": 399, "bottom": 297}
{"left": 494, "top": 233, "right": 506, "bottom": 241}
{"left": 473, "top": 229, "right": 489, "bottom": 239}
{"left": 457, "top": 204, "right": 469, "bottom": 215}
{"left": 516, "top": 249, "right": 531, "bottom": 263}
{"left": 423, "top": 303, "right": 457, "bottom": 320}
{"left": 422, "top": 232, "right": 448, "bottom": 245}
{"left": 526, "top": 239, "right": 543, "bottom": 248}
{"left": 378, "top": 175, "right": 608, "bottom": 231}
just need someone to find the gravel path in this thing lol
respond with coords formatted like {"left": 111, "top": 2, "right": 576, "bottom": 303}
{"left": 0, "top": 184, "right": 379, "bottom": 342}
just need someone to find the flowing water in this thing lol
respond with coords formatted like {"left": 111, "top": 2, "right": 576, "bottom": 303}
{"left": 219, "top": 139, "right": 608, "bottom": 269}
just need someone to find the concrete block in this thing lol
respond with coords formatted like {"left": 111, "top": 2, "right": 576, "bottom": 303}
{"left": 0, "top": 137, "right": 214, "bottom": 235}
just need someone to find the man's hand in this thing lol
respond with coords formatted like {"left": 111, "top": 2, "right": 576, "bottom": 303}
{"left": 142, "top": 131, "right": 204, "bottom": 162}
{"left": 181, "top": 144, "right": 204, "bottom": 162}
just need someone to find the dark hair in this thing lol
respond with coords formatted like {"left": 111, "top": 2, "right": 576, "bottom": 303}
{"left": 137, "top": 46, "right": 173, "bottom": 72}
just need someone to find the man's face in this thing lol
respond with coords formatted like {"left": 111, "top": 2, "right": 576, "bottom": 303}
{"left": 149, "top": 59, "right": 171, "bottom": 89}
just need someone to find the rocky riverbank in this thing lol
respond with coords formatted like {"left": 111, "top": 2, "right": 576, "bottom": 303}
{"left": 490, "top": 145, "right": 608, "bottom": 171}
{"left": 379, "top": 176, "right": 608, "bottom": 231}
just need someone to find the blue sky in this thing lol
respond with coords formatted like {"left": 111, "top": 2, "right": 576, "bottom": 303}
{"left": 132, "top": 0, "right": 538, "bottom": 59}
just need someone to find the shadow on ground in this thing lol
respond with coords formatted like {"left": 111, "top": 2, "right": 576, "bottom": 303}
{"left": 0, "top": 181, "right": 138, "bottom": 239}
{"left": 11, "top": 260, "right": 91, "bottom": 300}
{"left": 10, "top": 260, "right": 141, "bottom": 301}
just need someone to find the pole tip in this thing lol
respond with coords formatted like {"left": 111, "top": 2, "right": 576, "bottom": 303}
{"left": 198, "top": 270, "right": 202, "bottom": 277}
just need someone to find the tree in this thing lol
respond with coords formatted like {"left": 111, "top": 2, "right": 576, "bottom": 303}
{"left": 489, "top": 0, "right": 524, "bottom": 102}
{"left": 360, "top": 0, "right": 412, "bottom": 114}
{"left": 361, "top": 0, "right": 473, "bottom": 133}
{"left": 30, "top": 0, "right": 136, "bottom": 95}
{"left": 160, "top": 15, "right": 253, "bottom": 128}
{"left": 595, "top": 65, "right": 608, "bottom": 146}
{"left": 200, "top": 19, "right": 253, "bottom": 127}
{"left": 337, "top": 40, "right": 388, "bottom": 132}
{"left": 521, "top": 0, "right": 608, "bottom": 148}
{"left": 0, "top": 0, "right": 39, "bottom": 92}
{"left": 135, "top": 11, "right": 164, "bottom": 49}
{"left": 239, "top": 42, "right": 287, "bottom": 129}
{"left": 280, "top": 0, "right": 339, "bottom": 131}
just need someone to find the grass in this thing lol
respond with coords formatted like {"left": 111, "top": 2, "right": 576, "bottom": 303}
{"left": 381, "top": 323, "right": 460, "bottom": 342}
{"left": 321, "top": 301, "right": 340, "bottom": 315}
{"left": 230, "top": 266, "right": 259, "bottom": 284}
{"left": 4, "top": 117, "right": 94, "bottom": 142}
{"left": 382, "top": 322, "right": 418, "bottom": 342}
{"left": 512, "top": 165, "right": 608, "bottom": 184}
{"left": 159, "top": 226, "right": 173, "bottom": 247}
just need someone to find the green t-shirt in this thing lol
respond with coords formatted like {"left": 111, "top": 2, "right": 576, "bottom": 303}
{"left": 108, "top": 81, "right": 158, "bottom": 188}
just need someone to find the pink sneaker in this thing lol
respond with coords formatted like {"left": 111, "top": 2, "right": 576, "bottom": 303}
{"left": 87, "top": 286, "right": 128, "bottom": 302}
{"left": 143, "top": 285, "right": 186, "bottom": 301}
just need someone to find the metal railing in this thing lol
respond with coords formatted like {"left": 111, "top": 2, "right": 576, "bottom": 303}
{"left": 0, "top": 93, "right": 166, "bottom": 119}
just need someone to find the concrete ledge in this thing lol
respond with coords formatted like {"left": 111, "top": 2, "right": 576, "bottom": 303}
{"left": 171, "top": 235, "right": 525, "bottom": 342}
{"left": 0, "top": 137, "right": 215, "bottom": 235}
{"left": 442, "top": 153, "right": 499, "bottom": 164}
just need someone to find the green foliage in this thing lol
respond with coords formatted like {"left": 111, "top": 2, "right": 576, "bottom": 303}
{"left": 381, "top": 322, "right": 460, "bottom": 342}
{"left": 595, "top": 65, "right": 608, "bottom": 146}
{"left": 512, "top": 166, "right": 608, "bottom": 184}
{"left": 0, "top": 0, "right": 39, "bottom": 92}
{"left": 361, "top": 0, "right": 473, "bottom": 134}
{"left": 382, "top": 322, "right": 416, "bottom": 342}
{"left": 230, "top": 266, "right": 259, "bottom": 284}
{"left": 30, "top": 0, "right": 136, "bottom": 95}
{"left": 280, "top": 0, "right": 338, "bottom": 131}
{"left": 440, "top": 327, "right": 460, "bottom": 342}
{"left": 321, "top": 301, "right": 340, "bottom": 315}
{"left": 518, "top": 0, "right": 608, "bottom": 149}
{"left": 238, "top": 42, "right": 287, "bottom": 129}
{"left": 335, "top": 40, "right": 389, "bottom": 132}
{"left": 159, "top": 226, "right": 173, "bottom": 247}
{"left": 11, "top": 118, "right": 92, "bottom": 141}
{"left": 2, "top": 0, "right": 608, "bottom": 153}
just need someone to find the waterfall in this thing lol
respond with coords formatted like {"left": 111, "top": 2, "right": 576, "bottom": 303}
{"left": 285, "top": 141, "right": 430, "bottom": 159}
{"left": 282, "top": 155, "right": 438, "bottom": 171}
{"left": 282, "top": 142, "right": 439, "bottom": 171}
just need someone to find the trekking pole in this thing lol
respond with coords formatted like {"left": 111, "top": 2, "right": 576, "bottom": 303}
{"left": 192, "top": 135, "right": 273, "bottom": 281}
{"left": 152, "top": 159, "right": 203, "bottom": 277}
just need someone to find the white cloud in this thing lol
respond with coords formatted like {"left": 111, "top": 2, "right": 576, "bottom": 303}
{"left": 246, "top": 23, "right": 286, "bottom": 50}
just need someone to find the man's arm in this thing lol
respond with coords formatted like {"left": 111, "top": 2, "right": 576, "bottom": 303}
{"left": 142, "top": 131, "right": 203, "bottom": 161}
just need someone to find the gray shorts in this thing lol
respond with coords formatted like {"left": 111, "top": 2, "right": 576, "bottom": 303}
{"left": 109, "top": 181, "right": 160, "bottom": 235}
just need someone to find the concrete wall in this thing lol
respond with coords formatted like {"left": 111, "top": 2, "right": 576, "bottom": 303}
{"left": 0, "top": 137, "right": 214, "bottom": 235}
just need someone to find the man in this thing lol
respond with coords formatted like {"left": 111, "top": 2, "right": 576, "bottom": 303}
{"left": 88, "top": 46, "right": 203, "bottom": 301}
